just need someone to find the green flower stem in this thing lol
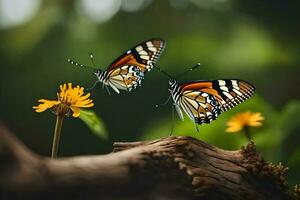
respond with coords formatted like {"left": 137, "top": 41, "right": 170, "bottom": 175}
{"left": 244, "top": 126, "right": 252, "bottom": 141}
{"left": 51, "top": 115, "right": 64, "bottom": 158}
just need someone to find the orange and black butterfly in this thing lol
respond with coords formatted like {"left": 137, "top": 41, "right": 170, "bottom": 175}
{"left": 68, "top": 38, "right": 165, "bottom": 94}
{"left": 157, "top": 64, "right": 255, "bottom": 132}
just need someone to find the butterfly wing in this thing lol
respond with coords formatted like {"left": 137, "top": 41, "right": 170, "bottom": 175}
{"left": 108, "top": 38, "right": 165, "bottom": 73}
{"left": 177, "top": 79, "right": 255, "bottom": 124}
{"left": 104, "top": 39, "right": 165, "bottom": 93}
{"left": 106, "top": 65, "right": 144, "bottom": 93}
{"left": 177, "top": 90, "right": 222, "bottom": 124}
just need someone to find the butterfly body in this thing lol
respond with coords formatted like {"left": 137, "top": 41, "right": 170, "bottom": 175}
{"left": 169, "top": 79, "right": 255, "bottom": 125}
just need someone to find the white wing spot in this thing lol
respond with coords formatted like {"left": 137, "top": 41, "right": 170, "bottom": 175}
{"left": 218, "top": 80, "right": 226, "bottom": 86}
{"left": 135, "top": 46, "right": 143, "bottom": 51}
{"left": 220, "top": 86, "right": 229, "bottom": 92}
{"left": 148, "top": 47, "right": 157, "bottom": 52}
{"left": 233, "top": 88, "right": 243, "bottom": 96}
{"left": 201, "top": 93, "right": 208, "bottom": 97}
{"left": 232, "top": 80, "right": 238, "bottom": 87}
{"left": 233, "top": 86, "right": 240, "bottom": 90}
{"left": 138, "top": 50, "right": 148, "bottom": 55}
{"left": 223, "top": 92, "right": 234, "bottom": 100}
{"left": 146, "top": 41, "right": 153, "bottom": 47}
{"left": 141, "top": 55, "right": 150, "bottom": 60}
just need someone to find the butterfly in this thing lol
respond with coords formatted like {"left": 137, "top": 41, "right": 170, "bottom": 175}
{"left": 68, "top": 38, "right": 165, "bottom": 94}
{"left": 157, "top": 64, "right": 255, "bottom": 132}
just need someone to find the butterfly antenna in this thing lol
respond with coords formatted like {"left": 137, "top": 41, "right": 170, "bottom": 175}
{"left": 153, "top": 64, "right": 173, "bottom": 79}
{"left": 176, "top": 63, "right": 202, "bottom": 78}
{"left": 67, "top": 58, "right": 96, "bottom": 70}
{"left": 89, "top": 53, "right": 97, "bottom": 68}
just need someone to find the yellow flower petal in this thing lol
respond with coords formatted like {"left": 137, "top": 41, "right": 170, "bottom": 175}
{"left": 60, "top": 83, "right": 67, "bottom": 92}
{"left": 33, "top": 100, "right": 60, "bottom": 112}
{"left": 70, "top": 106, "right": 80, "bottom": 117}
{"left": 74, "top": 102, "right": 94, "bottom": 108}
{"left": 73, "top": 99, "right": 93, "bottom": 107}
{"left": 33, "top": 83, "right": 94, "bottom": 117}
{"left": 248, "top": 113, "right": 264, "bottom": 127}
{"left": 78, "top": 93, "right": 91, "bottom": 101}
{"left": 226, "top": 121, "right": 243, "bottom": 133}
{"left": 226, "top": 111, "right": 264, "bottom": 133}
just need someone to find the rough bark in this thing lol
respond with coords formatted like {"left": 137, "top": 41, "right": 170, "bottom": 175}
{"left": 0, "top": 124, "right": 296, "bottom": 200}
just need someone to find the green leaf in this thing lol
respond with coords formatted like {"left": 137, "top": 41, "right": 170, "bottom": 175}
{"left": 79, "top": 109, "right": 108, "bottom": 140}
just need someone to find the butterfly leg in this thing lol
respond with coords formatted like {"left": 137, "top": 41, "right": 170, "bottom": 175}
{"left": 87, "top": 80, "right": 100, "bottom": 91}
{"left": 194, "top": 120, "right": 199, "bottom": 132}
{"left": 170, "top": 105, "right": 175, "bottom": 136}
{"left": 104, "top": 85, "right": 111, "bottom": 96}
{"left": 155, "top": 95, "right": 171, "bottom": 108}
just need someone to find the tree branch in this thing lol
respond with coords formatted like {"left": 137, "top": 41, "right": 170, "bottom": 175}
{"left": 0, "top": 124, "right": 297, "bottom": 200}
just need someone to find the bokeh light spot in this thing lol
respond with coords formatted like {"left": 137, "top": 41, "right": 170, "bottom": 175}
{"left": 77, "top": 0, "right": 121, "bottom": 24}
{"left": 121, "top": 0, "right": 146, "bottom": 12}
{"left": 0, "top": 0, "right": 41, "bottom": 29}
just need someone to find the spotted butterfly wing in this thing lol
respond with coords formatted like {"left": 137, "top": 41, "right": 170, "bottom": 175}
{"left": 176, "top": 79, "right": 255, "bottom": 124}
{"left": 108, "top": 38, "right": 165, "bottom": 72}
{"left": 93, "top": 38, "right": 165, "bottom": 94}
{"left": 102, "top": 38, "right": 165, "bottom": 93}
{"left": 101, "top": 65, "right": 145, "bottom": 93}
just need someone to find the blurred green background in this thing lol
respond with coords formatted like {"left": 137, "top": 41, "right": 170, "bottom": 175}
{"left": 0, "top": 0, "right": 299, "bottom": 184}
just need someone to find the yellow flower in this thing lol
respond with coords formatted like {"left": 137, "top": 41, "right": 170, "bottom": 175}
{"left": 33, "top": 83, "right": 94, "bottom": 117}
{"left": 226, "top": 111, "right": 264, "bottom": 133}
